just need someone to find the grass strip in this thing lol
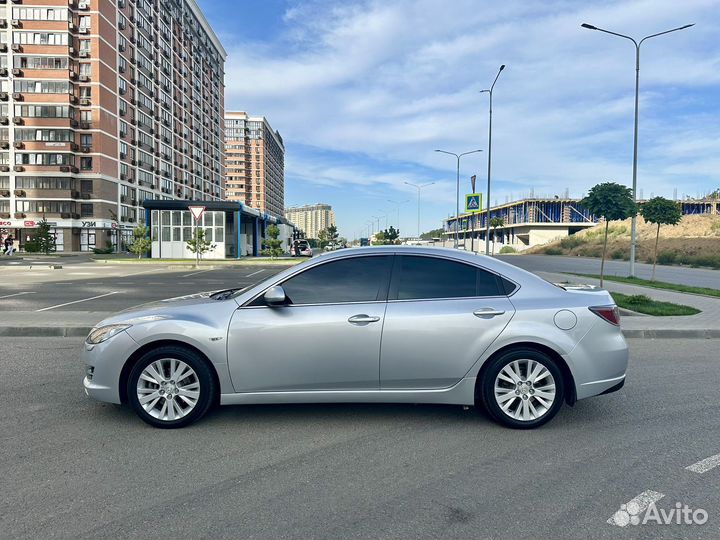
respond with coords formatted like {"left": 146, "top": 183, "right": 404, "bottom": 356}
{"left": 611, "top": 292, "right": 700, "bottom": 316}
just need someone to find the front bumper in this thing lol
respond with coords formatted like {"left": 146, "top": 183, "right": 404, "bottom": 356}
{"left": 81, "top": 329, "right": 139, "bottom": 404}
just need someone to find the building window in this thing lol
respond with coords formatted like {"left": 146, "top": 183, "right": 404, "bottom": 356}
{"left": 80, "top": 203, "right": 93, "bottom": 217}
{"left": 80, "top": 157, "right": 92, "bottom": 170}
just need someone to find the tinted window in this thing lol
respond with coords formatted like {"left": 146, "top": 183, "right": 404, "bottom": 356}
{"left": 394, "top": 256, "right": 502, "bottom": 300}
{"left": 280, "top": 256, "right": 392, "bottom": 305}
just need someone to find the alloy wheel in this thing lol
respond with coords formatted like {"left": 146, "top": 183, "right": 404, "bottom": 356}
{"left": 493, "top": 359, "right": 556, "bottom": 421}
{"left": 136, "top": 358, "right": 200, "bottom": 421}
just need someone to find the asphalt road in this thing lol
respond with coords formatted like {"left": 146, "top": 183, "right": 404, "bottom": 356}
{"left": 499, "top": 254, "right": 720, "bottom": 289}
{"left": 0, "top": 265, "right": 289, "bottom": 312}
{"left": 2, "top": 337, "right": 719, "bottom": 539}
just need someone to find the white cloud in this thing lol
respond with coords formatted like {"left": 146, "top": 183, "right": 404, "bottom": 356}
{"left": 222, "top": 0, "right": 720, "bottom": 232}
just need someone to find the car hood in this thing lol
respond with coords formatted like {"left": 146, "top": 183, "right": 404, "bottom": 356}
{"left": 92, "top": 290, "right": 236, "bottom": 328}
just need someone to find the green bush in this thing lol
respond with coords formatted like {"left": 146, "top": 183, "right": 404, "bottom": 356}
{"left": 610, "top": 249, "right": 624, "bottom": 260}
{"left": 560, "top": 235, "right": 584, "bottom": 249}
{"left": 23, "top": 240, "right": 40, "bottom": 252}
{"left": 656, "top": 251, "right": 677, "bottom": 265}
{"left": 544, "top": 247, "right": 563, "bottom": 255}
{"left": 93, "top": 246, "right": 114, "bottom": 254}
{"left": 499, "top": 246, "right": 516, "bottom": 254}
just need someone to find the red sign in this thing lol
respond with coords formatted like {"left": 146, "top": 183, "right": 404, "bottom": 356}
{"left": 24, "top": 221, "right": 36, "bottom": 227}
{"left": 188, "top": 206, "right": 206, "bottom": 222}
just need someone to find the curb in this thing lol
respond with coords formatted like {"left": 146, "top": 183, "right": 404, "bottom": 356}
{"left": 0, "top": 326, "right": 92, "bottom": 337}
{"left": 1, "top": 326, "right": 718, "bottom": 339}
{"left": 622, "top": 329, "right": 720, "bottom": 339}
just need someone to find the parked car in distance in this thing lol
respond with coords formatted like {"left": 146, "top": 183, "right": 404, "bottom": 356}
{"left": 292, "top": 239, "right": 313, "bottom": 257}
{"left": 82, "top": 246, "right": 628, "bottom": 429}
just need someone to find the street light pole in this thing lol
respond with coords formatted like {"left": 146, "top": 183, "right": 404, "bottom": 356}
{"left": 435, "top": 149, "right": 482, "bottom": 248}
{"left": 581, "top": 22, "right": 693, "bottom": 277}
{"left": 387, "top": 199, "right": 409, "bottom": 233}
{"left": 480, "top": 64, "right": 505, "bottom": 256}
{"left": 404, "top": 181, "right": 435, "bottom": 238}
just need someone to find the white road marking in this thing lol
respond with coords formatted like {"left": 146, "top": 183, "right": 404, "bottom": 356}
{"left": 0, "top": 291, "right": 36, "bottom": 299}
{"left": 35, "top": 291, "right": 119, "bottom": 312}
{"left": 607, "top": 490, "right": 664, "bottom": 527}
{"left": 686, "top": 453, "right": 720, "bottom": 474}
{"left": 246, "top": 269, "right": 265, "bottom": 277}
{"left": 122, "top": 268, "right": 166, "bottom": 277}
{"left": 181, "top": 269, "right": 215, "bottom": 278}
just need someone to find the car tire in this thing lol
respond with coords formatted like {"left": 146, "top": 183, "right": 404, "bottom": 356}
{"left": 480, "top": 348, "right": 565, "bottom": 429}
{"left": 127, "top": 346, "right": 215, "bottom": 429}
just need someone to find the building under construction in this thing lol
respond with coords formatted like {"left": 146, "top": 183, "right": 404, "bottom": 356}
{"left": 444, "top": 197, "right": 720, "bottom": 249}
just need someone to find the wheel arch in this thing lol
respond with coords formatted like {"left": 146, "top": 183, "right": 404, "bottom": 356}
{"left": 474, "top": 341, "right": 577, "bottom": 406}
{"left": 119, "top": 339, "right": 221, "bottom": 405}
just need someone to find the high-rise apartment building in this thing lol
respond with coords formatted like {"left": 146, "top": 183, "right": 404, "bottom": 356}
{"left": 284, "top": 203, "right": 335, "bottom": 240}
{"left": 0, "top": 0, "right": 226, "bottom": 251}
{"left": 224, "top": 111, "right": 284, "bottom": 218}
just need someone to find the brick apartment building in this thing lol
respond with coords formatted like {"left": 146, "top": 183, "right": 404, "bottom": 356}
{"left": 0, "top": 0, "right": 226, "bottom": 251}
{"left": 224, "top": 111, "right": 285, "bottom": 218}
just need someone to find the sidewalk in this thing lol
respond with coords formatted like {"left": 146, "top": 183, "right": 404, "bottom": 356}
{"left": 538, "top": 271, "right": 720, "bottom": 339}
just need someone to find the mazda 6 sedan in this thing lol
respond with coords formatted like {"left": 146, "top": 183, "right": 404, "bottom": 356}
{"left": 82, "top": 246, "right": 628, "bottom": 429}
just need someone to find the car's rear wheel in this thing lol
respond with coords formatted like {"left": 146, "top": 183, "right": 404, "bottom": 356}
{"left": 480, "top": 348, "right": 564, "bottom": 429}
{"left": 127, "top": 346, "right": 215, "bottom": 429}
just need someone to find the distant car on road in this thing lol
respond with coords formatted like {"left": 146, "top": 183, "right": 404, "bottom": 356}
{"left": 82, "top": 246, "right": 628, "bottom": 429}
{"left": 292, "top": 240, "right": 312, "bottom": 257}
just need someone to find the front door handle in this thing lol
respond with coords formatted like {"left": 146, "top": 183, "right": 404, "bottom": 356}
{"left": 473, "top": 308, "right": 506, "bottom": 318}
{"left": 348, "top": 314, "right": 381, "bottom": 324}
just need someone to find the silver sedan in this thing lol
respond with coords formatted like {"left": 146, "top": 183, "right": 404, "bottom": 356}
{"left": 82, "top": 246, "right": 628, "bottom": 429}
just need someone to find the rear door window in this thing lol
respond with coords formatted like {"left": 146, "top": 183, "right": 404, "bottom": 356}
{"left": 390, "top": 256, "right": 504, "bottom": 300}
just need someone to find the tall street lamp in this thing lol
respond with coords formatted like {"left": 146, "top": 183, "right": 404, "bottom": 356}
{"left": 404, "top": 181, "right": 435, "bottom": 238}
{"left": 387, "top": 199, "right": 409, "bottom": 232}
{"left": 377, "top": 210, "right": 389, "bottom": 231}
{"left": 480, "top": 64, "right": 505, "bottom": 256}
{"left": 581, "top": 22, "right": 693, "bottom": 277}
{"left": 435, "top": 149, "right": 483, "bottom": 248}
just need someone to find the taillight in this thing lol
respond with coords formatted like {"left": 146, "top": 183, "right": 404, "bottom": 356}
{"left": 589, "top": 305, "right": 620, "bottom": 326}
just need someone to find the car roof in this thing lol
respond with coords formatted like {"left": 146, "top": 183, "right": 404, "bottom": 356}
{"left": 314, "top": 245, "right": 552, "bottom": 289}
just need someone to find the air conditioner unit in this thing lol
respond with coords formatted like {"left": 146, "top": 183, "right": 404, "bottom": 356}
{"left": 13, "top": 165, "right": 24, "bottom": 172}
{"left": 79, "top": 75, "right": 89, "bottom": 82}
{"left": 79, "top": 122, "right": 90, "bottom": 130}
{"left": 79, "top": 27, "right": 89, "bottom": 34}
{"left": 12, "top": 117, "right": 23, "bottom": 125}
{"left": 12, "top": 93, "right": 22, "bottom": 101}
{"left": 0, "top": 142, "right": 8, "bottom": 149}
{"left": 0, "top": 44, "right": 6, "bottom": 53}
{"left": 78, "top": 1, "right": 89, "bottom": 9}
{"left": 11, "top": 44, "right": 21, "bottom": 52}
{"left": 12, "top": 68, "right": 22, "bottom": 76}
{"left": 60, "top": 166, "right": 71, "bottom": 172}
{"left": 70, "top": 143, "right": 79, "bottom": 151}
{"left": 0, "top": 165, "right": 9, "bottom": 172}
{"left": 11, "top": 20, "right": 21, "bottom": 28}
{"left": 0, "top": 93, "right": 6, "bottom": 101}
{"left": 79, "top": 51, "right": 89, "bottom": 58}
{"left": 119, "top": 152, "right": 127, "bottom": 159}
{"left": 69, "top": 71, "right": 78, "bottom": 79}
{"left": 69, "top": 95, "right": 78, "bottom": 104}
{"left": 13, "top": 141, "right": 23, "bottom": 149}
{"left": 79, "top": 98, "right": 90, "bottom": 105}
{"left": 81, "top": 146, "right": 91, "bottom": 153}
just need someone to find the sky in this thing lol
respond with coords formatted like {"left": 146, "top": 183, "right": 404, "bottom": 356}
{"left": 198, "top": 0, "right": 720, "bottom": 239}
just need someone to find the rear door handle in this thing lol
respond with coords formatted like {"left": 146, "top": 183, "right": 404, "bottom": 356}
{"left": 348, "top": 314, "right": 381, "bottom": 324}
{"left": 473, "top": 308, "right": 506, "bottom": 318}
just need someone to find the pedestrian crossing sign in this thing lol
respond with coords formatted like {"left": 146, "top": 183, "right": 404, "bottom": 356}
{"left": 465, "top": 193, "right": 482, "bottom": 213}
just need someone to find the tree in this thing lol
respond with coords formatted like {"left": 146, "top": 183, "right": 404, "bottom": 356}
{"left": 128, "top": 223, "right": 152, "bottom": 259}
{"left": 640, "top": 196, "right": 682, "bottom": 281}
{"left": 325, "top": 224, "right": 339, "bottom": 248}
{"left": 261, "top": 224, "right": 284, "bottom": 258}
{"left": 186, "top": 227, "right": 216, "bottom": 266}
{"left": 317, "top": 229, "right": 328, "bottom": 249}
{"left": 580, "top": 182, "right": 637, "bottom": 286}
{"left": 35, "top": 217, "right": 56, "bottom": 254}
{"left": 420, "top": 228, "right": 444, "bottom": 240}
{"left": 489, "top": 217, "right": 504, "bottom": 255}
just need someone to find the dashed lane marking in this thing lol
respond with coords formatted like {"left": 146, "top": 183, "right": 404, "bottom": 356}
{"left": 686, "top": 453, "right": 720, "bottom": 474}
{"left": 0, "top": 291, "right": 36, "bottom": 299}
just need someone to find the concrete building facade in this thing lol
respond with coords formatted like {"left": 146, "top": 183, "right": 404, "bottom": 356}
{"left": 284, "top": 203, "right": 335, "bottom": 240}
{"left": 0, "top": 0, "right": 226, "bottom": 252}
{"left": 224, "top": 111, "right": 284, "bottom": 218}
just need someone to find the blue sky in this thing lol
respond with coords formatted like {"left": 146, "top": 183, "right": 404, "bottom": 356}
{"left": 198, "top": 0, "right": 720, "bottom": 239}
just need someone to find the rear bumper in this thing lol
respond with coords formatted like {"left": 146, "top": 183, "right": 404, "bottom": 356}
{"left": 565, "top": 320, "right": 629, "bottom": 400}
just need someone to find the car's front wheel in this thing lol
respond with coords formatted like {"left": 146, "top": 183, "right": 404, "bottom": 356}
{"left": 127, "top": 346, "right": 215, "bottom": 428}
{"left": 480, "top": 348, "right": 565, "bottom": 429}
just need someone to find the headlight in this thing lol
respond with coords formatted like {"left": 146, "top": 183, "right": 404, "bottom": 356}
{"left": 86, "top": 324, "right": 132, "bottom": 344}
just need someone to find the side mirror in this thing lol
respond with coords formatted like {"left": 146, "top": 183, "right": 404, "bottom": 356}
{"left": 263, "top": 285, "right": 286, "bottom": 305}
